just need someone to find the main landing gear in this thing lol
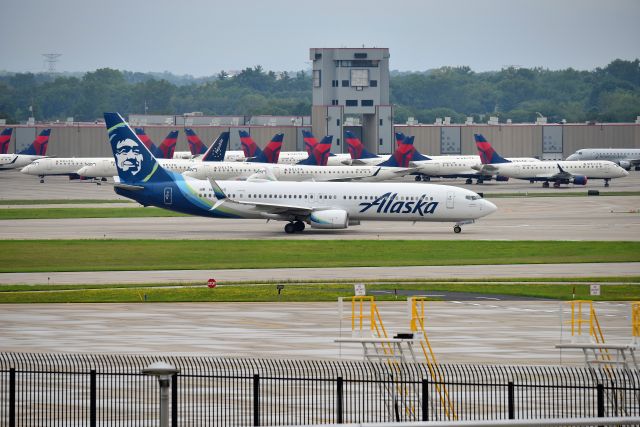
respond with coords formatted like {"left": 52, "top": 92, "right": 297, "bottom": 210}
{"left": 604, "top": 179, "right": 610, "bottom": 187}
{"left": 453, "top": 225, "right": 462, "bottom": 234}
{"left": 284, "top": 221, "right": 305, "bottom": 234}
{"left": 542, "top": 181, "right": 550, "bottom": 188}
{"left": 39, "top": 175, "right": 45, "bottom": 184}
{"left": 414, "top": 175, "right": 430, "bottom": 182}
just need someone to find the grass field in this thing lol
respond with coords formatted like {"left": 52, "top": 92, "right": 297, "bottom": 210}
{"left": 1, "top": 281, "right": 639, "bottom": 303}
{"left": 1, "top": 240, "right": 639, "bottom": 273}
{"left": 0, "top": 199, "right": 132, "bottom": 205}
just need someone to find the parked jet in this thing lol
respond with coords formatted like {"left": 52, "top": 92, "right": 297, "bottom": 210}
{"left": 104, "top": 112, "right": 496, "bottom": 234}
{"left": 474, "top": 134, "right": 628, "bottom": 187}
{"left": 566, "top": 148, "right": 640, "bottom": 170}
{"left": 0, "top": 128, "right": 14, "bottom": 154}
{"left": 134, "top": 128, "right": 179, "bottom": 159}
{"left": 0, "top": 128, "right": 51, "bottom": 170}
{"left": 239, "top": 130, "right": 284, "bottom": 163}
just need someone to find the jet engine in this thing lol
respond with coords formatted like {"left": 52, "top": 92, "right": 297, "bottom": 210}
{"left": 309, "top": 209, "right": 349, "bottom": 229}
{"left": 619, "top": 160, "right": 631, "bottom": 170}
{"left": 572, "top": 176, "right": 588, "bottom": 185}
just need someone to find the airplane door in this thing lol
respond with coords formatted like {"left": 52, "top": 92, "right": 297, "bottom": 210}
{"left": 163, "top": 187, "right": 172, "bottom": 205}
{"left": 446, "top": 191, "right": 455, "bottom": 209}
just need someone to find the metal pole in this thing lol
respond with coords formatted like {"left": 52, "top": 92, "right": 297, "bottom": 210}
{"left": 337, "top": 376, "right": 344, "bottom": 424}
{"left": 597, "top": 383, "right": 605, "bottom": 418}
{"left": 171, "top": 373, "right": 178, "bottom": 427}
{"left": 422, "top": 379, "right": 429, "bottom": 421}
{"left": 508, "top": 382, "right": 515, "bottom": 420}
{"left": 9, "top": 368, "right": 15, "bottom": 427}
{"left": 90, "top": 369, "right": 96, "bottom": 427}
{"left": 159, "top": 377, "right": 171, "bottom": 427}
{"left": 253, "top": 374, "right": 260, "bottom": 426}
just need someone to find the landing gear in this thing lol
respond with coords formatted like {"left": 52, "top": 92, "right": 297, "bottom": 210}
{"left": 39, "top": 175, "right": 44, "bottom": 184}
{"left": 465, "top": 178, "right": 473, "bottom": 185}
{"left": 284, "top": 221, "right": 305, "bottom": 234}
{"left": 553, "top": 181, "right": 561, "bottom": 188}
{"left": 542, "top": 181, "right": 550, "bottom": 188}
{"left": 453, "top": 225, "right": 462, "bottom": 234}
{"left": 604, "top": 179, "right": 610, "bottom": 187}
{"left": 415, "top": 175, "right": 422, "bottom": 182}
{"left": 476, "top": 179, "right": 484, "bottom": 185}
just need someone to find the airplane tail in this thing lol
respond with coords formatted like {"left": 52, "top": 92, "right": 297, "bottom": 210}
{"left": 157, "top": 130, "right": 179, "bottom": 159}
{"left": 395, "top": 132, "right": 406, "bottom": 146}
{"left": 104, "top": 113, "right": 173, "bottom": 184}
{"left": 134, "top": 127, "right": 164, "bottom": 158}
{"left": 398, "top": 135, "right": 431, "bottom": 161}
{"left": 201, "top": 132, "right": 230, "bottom": 162}
{"left": 297, "top": 135, "right": 333, "bottom": 166}
{"left": 378, "top": 136, "right": 416, "bottom": 168}
{"left": 345, "top": 131, "right": 378, "bottom": 160}
{"left": 0, "top": 128, "right": 13, "bottom": 154}
{"left": 239, "top": 130, "right": 259, "bottom": 159}
{"left": 185, "top": 128, "right": 208, "bottom": 155}
{"left": 249, "top": 133, "right": 283, "bottom": 163}
{"left": 301, "top": 130, "right": 318, "bottom": 155}
{"left": 18, "top": 128, "right": 51, "bottom": 155}
{"left": 475, "top": 134, "right": 510, "bottom": 164}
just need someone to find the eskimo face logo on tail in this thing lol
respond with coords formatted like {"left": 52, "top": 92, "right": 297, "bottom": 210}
{"left": 115, "top": 138, "right": 144, "bottom": 175}
{"left": 359, "top": 192, "right": 438, "bottom": 216}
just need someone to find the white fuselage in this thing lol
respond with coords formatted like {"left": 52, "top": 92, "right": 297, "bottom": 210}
{"left": 566, "top": 148, "right": 640, "bottom": 168}
{"left": 170, "top": 149, "right": 350, "bottom": 165}
{"left": 487, "top": 160, "right": 628, "bottom": 180}
{"left": 183, "top": 162, "right": 408, "bottom": 182}
{"left": 413, "top": 156, "right": 539, "bottom": 177}
{"left": 0, "top": 154, "right": 45, "bottom": 170}
{"left": 182, "top": 178, "right": 497, "bottom": 223}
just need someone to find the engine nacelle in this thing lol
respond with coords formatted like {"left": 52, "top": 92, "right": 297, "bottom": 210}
{"left": 619, "top": 160, "right": 631, "bottom": 170}
{"left": 495, "top": 175, "right": 509, "bottom": 182}
{"left": 572, "top": 175, "right": 588, "bottom": 185}
{"left": 309, "top": 209, "right": 349, "bottom": 229}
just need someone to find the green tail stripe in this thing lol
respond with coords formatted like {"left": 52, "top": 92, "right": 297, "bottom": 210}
{"left": 107, "top": 122, "right": 127, "bottom": 133}
{"left": 142, "top": 162, "right": 159, "bottom": 182}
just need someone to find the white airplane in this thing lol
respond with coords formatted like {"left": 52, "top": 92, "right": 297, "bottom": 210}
{"left": 566, "top": 148, "right": 640, "bottom": 170}
{"left": 346, "top": 132, "right": 539, "bottom": 183}
{"left": 103, "top": 112, "right": 497, "bottom": 234}
{"left": 475, "top": 134, "right": 629, "bottom": 187}
{"left": 0, "top": 129, "right": 51, "bottom": 170}
{"left": 22, "top": 132, "right": 231, "bottom": 182}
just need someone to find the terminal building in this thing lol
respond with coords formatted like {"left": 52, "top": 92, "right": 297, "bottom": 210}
{"left": 2, "top": 47, "right": 640, "bottom": 159}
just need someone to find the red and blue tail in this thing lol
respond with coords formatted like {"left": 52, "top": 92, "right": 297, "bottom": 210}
{"left": 248, "top": 133, "right": 283, "bottom": 163}
{"left": 301, "top": 130, "right": 319, "bottom": 155}
{"left": 185, "top": 128, "right": 208, "bottom": 155}
{"left": 19, "top": 128, "right": 50, "bottom": 155}
{"left": 399, "top": 135, "right": 431, "bottom": 161}
{"left": 378, "top": 136, "right": 416, "bottom": 167}
{"left": 202, "top": 132, "right": 230, "bottom": 162}
{"left": 345, "top": 131, "right": 378, "bottom": 160}
{"left": 297, "top": 135, "right": 333, "bottom": 166}
{"left": 395, "top": 132, "right": 406, "bottom": 146}
{"left": 239, "top": 130, "right": 259, "bottom": 159}
{"left": 0, "top": 128, "right": 13, "bottom": 154}
{"left": 474, "top": 134, "right": 510, "bottom": 164}
{"left": 158, "top": 130, "right": 178, "bottom": 159}
{"left": 134, "top": 128, "right": 153, "bottom": 149}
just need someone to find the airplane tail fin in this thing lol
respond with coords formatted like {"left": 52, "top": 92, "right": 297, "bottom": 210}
{"left": 201, "top": 132, "right": 230, "bottom": 162}
{"left": 239, "top": 130, "right": 259, "bottom": 159}
{"left": 395, "top": 132, "right": 406, "bottom": 146}
{"left": 399, "top": 135, "right": 431, "bottom": 161}
{"left": 104, "top": 113, "right": 173, "bottom": 184}
{"left": 345, "top": 130, "right": 378, "bottom": 160}
{"left": 378, "top": 136, "right": 416, "bottom": 167}
{"left": 185, "top": 128, "right": 208, "bottom": 155}
{"left": 249, "top": 133, "right": 283, "bottom": 163}
{"left": 297, "top": 135, "right": 333, "bottom": 166}
{"left": 301, "top": 130, "right": 318, "bottom": 155}
{"left": 475, "top": 134, "right": 510, "bottom": 164}
{"left": 19, "top": 128, "right": 51, "bottom": 155}
{"left": 158, "top": 130, "right": 179, "bottom": 159}
{"left": 134, "top": 127, "right": 164, "bottom": 158}
{"left": 0, "top": 128, "right": 13, "bottom": 154}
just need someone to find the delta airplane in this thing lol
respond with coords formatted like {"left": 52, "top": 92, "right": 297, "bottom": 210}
{"left": 566, "top": 148, "right": 640, "bottom": 170}
{"left": 474, "top": 134, "right": 628, "bottom": 187}
{"left": 103, "top": 112, "right": 496, "bottom": 234}
{"left": 0, "top": 128, "right": 14, "bottom": 154}
{"left": 135, "top": 128, "right": 178, "bottom": 159}
{"left": 178, "top": 128, "right": 245, "bottom": 161}
{"left": 21, "top": 129, "right": 181, "bottom": 182}
{"left": 0, "top": 128, "right": 51, "bottom": 170}
{"left": 72, "top": 132, "right": 231, "bottom": 179}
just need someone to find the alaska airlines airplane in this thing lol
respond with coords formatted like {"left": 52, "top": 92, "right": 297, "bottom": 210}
{"left": 0, "top": 128, "right": 51, "bottom": 170}
{"left": 566, "top": 148, "right": 640, "bottom": 170}
{"left": 104, "top": 112, "right": 496, "bottom": 234}
{"left": 0, "top": 128, "right": 14, "bottom": 154}
{"left": 21, "top": 129, "right": 182, "bottom": 182}
{"left": 475, "top": 134, "right": 628, "bottom": 187}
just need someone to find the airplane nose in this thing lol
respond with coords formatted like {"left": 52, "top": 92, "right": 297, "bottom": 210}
{"left": 482, "top": 199, "right": 498, "bottom": 215}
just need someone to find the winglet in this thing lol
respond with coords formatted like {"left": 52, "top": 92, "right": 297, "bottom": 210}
{"left": 207, "top": 178, "right": 227, "bottom": 200}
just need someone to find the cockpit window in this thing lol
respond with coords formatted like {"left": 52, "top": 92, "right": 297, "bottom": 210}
{"left": 465, "top": 195, "right": 480, "bottom": 200}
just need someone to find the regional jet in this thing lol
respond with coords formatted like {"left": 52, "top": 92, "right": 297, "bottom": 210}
{"left": 566, "top": 148, "right": 640, "bottom": 170}
{"left": 104, "top": 112, "right": 496, "bottom": 234}
{"left": 0, "top": 128, "right": 13, "bottom": 154}
{"left": 0, "top": 129, "right": 51, "bottom": 170}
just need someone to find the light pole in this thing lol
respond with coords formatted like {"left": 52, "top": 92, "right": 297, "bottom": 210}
{"left": 141, "top": 361, "right": 180, "bottom": 427}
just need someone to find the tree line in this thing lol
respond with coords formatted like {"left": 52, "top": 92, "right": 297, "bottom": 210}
{"left": 0, "top": 59, "right": 638, "bottom": 124}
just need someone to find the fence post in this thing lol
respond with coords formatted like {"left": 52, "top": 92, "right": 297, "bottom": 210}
{"left": 597, "top": 383, "right": 605, "bottom": 418}
{"left": 422, "top": 379, "right": 428, "bottom": 421}
{"left": 172, "top": 373, "right": 178, "bottom": 427}
{"left": 253, "top": 374, "right": 260, "bottom": 427}
{"left": 508, "top": 381, "right": 515, "bottom": 419}
{"left": 90, "top": 369, "right": 96, "bottom": 427}
{"left": 336, "top": 376, "right": 344, "bottom": 424}
{"left": 9, "top": 368, "right": 15, "bottom": 427}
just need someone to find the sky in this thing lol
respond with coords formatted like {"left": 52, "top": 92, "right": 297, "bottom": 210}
{"left": 1, "top": 0, "right": 639, "bottom": 76}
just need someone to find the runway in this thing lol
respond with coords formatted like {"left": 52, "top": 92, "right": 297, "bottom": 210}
{"left": 0, "top": 300, "right": 632, "bottom": 365}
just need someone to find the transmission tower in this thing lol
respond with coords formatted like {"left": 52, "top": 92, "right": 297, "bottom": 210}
{"left": 42, "top": 54, "right": 62, "bottom": 73}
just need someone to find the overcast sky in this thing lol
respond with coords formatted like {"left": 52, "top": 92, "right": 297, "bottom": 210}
{"left": 2, "top": 0, "right": 639, "bottom": 76}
